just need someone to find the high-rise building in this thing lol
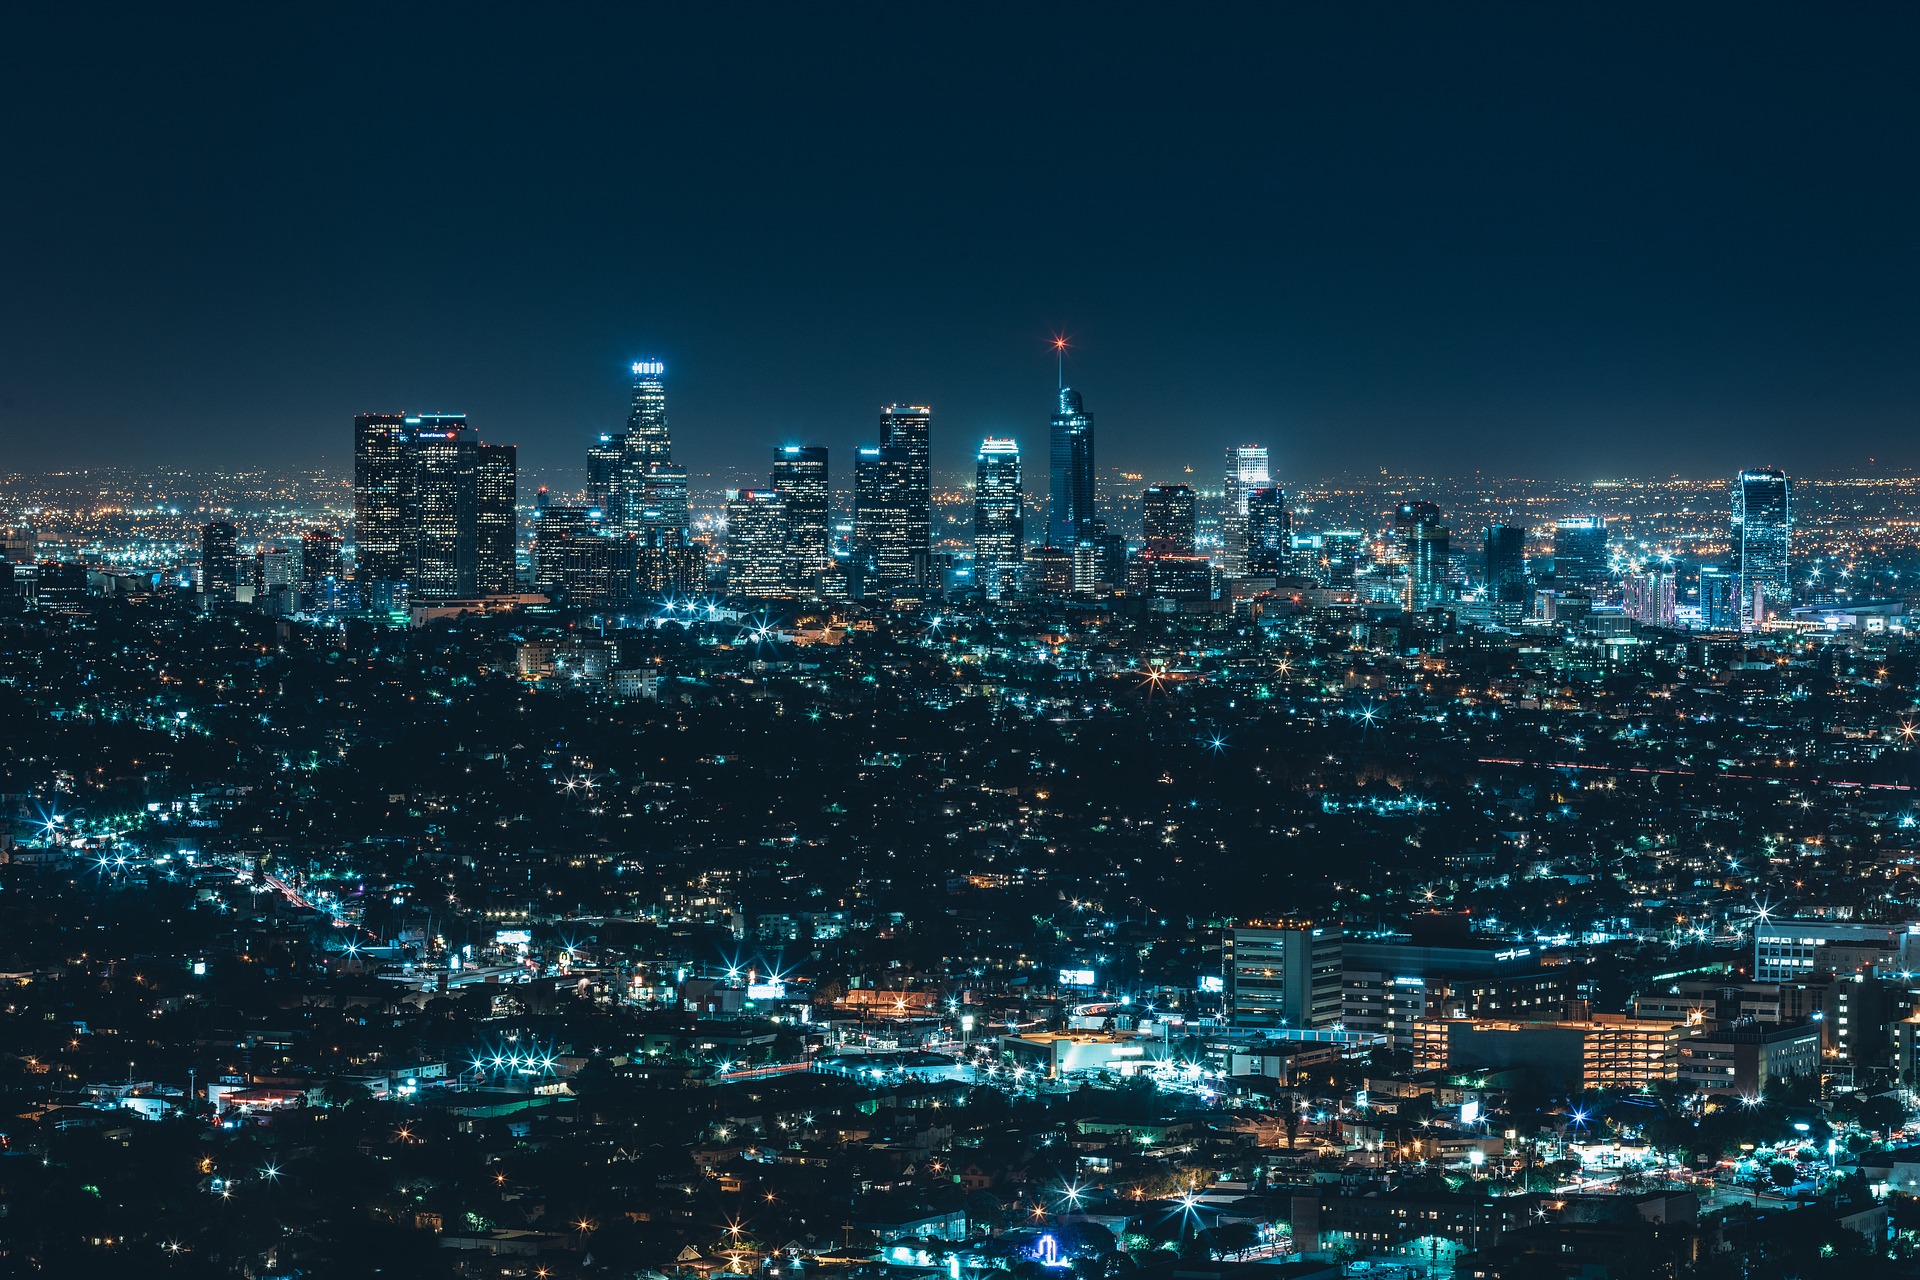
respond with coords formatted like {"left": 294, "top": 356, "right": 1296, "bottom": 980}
{"left": 410, "top": 415, "right": 479, "bottom": 598}
{"left": 1221, "top": 446, "right": 1272, "bottom": 577}
{"left": 352, "top": 412, "right": 413, "bottom": 589}
{"left": 200, "top": 522, "right": 237, "bottom": 599}
{"left": 299, "top": 527, "right": 344, "bottom": 594}
{"left": 973, "top": 437, "right": 1023, "bottom": 601}
{"left": 1395, "top": 500, "right": 1451, "bottom": 611}
{"left": 1225, "top": 922, "right": 1344, "bottom": 1029}
{"left": 586, "top": 433, "right": 624, "bottom": 517}
{"left": 1141, "top": 484, "right": 1197, "bottom": 557}
{"left": 1553, "top": 516, "right": 1609, "bottom": 588}
{"left": 771, "top": 445, "right": 830, "bottom": 587}
{"left": 1483, "top": 524, "right": 1528, "bottom": 623}
{"left": 1047, "top": 387, "right": 1096, "bottom": 548}
{"left": 618, "top": 362, "right": 689, "bottom": 538}
{"left": 1698, "top": 564, "right": 1740, "bottom": 630}
{"left": 878, "top": 406, "right": 932, "bottom": 585}
{"left": 854, "top": 445, "right": 918, "bottom": 593}
{"left": 1623, "top": 570, "right": 1677, "bottom": 628}
{"left": 477, "top": 443, "right": 518, "bottom": 593}
{"left": 725, "top": 489, "right": 791, "bottom": 598}
{"left": 353, "top": 411, "right": 515, "bottom": 602}
{"left": 1732, "top": 468, "right": 1792, "bottom": 629}
{"left": 1244, "top": 487, "right": 1292, "bottom": 576}
{"left": 534, "top": 506, "right": 634, "bottom": 608}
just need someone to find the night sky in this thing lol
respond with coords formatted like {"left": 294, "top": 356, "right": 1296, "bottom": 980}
{"left": 4, "top": 6, "right": 1917, "bottom": 484}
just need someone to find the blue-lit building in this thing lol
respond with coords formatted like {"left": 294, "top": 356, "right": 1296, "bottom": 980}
{"left": 973, "top": 437, "right": 1023, "bottom": 601}
{"left": 1732, "top": 467, "right": 1791, "bottom": 629}
{"left": 1047, "top": 387, "right": 1095, "bottom": 549}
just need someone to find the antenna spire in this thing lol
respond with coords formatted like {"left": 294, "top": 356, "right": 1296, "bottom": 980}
{"left": 1052, "top": 335, "right": 1070, "bottom": 391}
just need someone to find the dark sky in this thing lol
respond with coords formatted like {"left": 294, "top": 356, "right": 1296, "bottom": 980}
{"left": 4, "top": 5, "right": 1917, "bottom": 485}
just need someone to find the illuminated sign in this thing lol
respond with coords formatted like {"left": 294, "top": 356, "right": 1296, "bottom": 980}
{"left": 631, "top": 360, "right": 665, "bottom": 377}
{"left": 1197, "top": 974, "right": 1225, "bottom": 993}
{"left": 1058, "top": 969, "right": 1096, "bottom": 987}
{"left": 746, "top": 982, "right": 787, "bottom": 1000}
{"left": 495, "top": 930, "right": 532, "bottom": 947}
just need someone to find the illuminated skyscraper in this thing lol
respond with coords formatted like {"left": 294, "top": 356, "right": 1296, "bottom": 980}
{"left": 725, "top": 489, "right": 792, "bottom": 598}
{"left": 771, "top": 445, "right": 830, "bottom": 586}
{"left": 854, "top": 445, "right": 918, "bottom": 593}
{"left": 410, "top": 415, "right": 479, "bottom": 598}
{"left": 1221, "top": 445, "right": 1271, "bottom": 577}
{"left": 352, "top": 412, "right": 413, "bottom": 588}
{"left": 1483, "top": 523, "right": 1528, "bottom": 623}
{"left": 1244, "top": 487, "right": 1292, "bottom": 576}
{"left": 1047, "top": 387, "right": 1095, "bottom": 548}
{"left": 973, "top": 437, "right": 1023, "bottom": 601}
{"left": 618, "top": 361, "right": 689, "bottom": 537}
{"left": 1552, "top": 516, "right": 1609, "bottom": 588}
{"left": 1395, "top": 500, "right": 1450, "bottom": 611}
{"left": 1732, "top": 468, "right": 1791, "bottom": 629}
{"left": 476, "top": 443, "right": 518, "bottom": 593}
{"left": 1141, "top": 484, "right": 1197, "bottom": 557}
{"left": 586, "top": 433, "right": 624, "bottom": 517}
{"left": 200, "top": 521, "right": 237, "bottom": 599}
{"left": 1623, "top": 571, "right": 1677, "bottom": 628}
{"left": 880, "top": 406, "right": 932, "bottom": 582}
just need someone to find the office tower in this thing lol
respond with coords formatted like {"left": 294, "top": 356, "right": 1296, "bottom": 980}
{"left": 1141, "top": 483, "right": 1197, "bottom": 557}
{"left": 1395, "top": 500, "right": 1451, "bottom": 611}
{"left": 1553, "top": 516, "right": 1609, "bottom": 588}
{"left": 972, "top": 438, "right": 1023, "bottom": 601}
{"left": 633, "top": 530, "right": 706, "bottom": 598}
{"left": 878, "top": 406, "right": 932, "bottom": 586}
{"left": 586, "top": 433, "right": 624, "bottom": 517}
{"left": 1225, "top": 922, "right": 1344, "bottom": 1029}
{"left": 1732, "top": 468, "right": 1792, "bottom": 629}
{"left": 409, "top": 415, "right": 479, "bottom": 597}
{"left": 1026, "top": 545, "right": 1075, "bottom": 596}
{"left": 1483, "top": 524, "right": 1528, "bottom": 623}
{"left": 352, "top": 412, "right": 413, "bottom": 588}
{"left": 533, "top": 506, "right": 634, "bottom": 608}
{"left": 299, "top": 528, "right": 344, "bottom": 593}
{"left": 617, "top": 361, "right": 689, "bottom": 537}
{"left": 1321, "top": 530, "right": 1364, "bottom": 587}
{"left": 854, "top": 446, "right": 917, "bottom": 592}
{"left": 1244, "top": 486, "right": 1292, "bottom": 576}
{"left": 200, "top": 521, "right": 237, "bottom": 598}
{"left": 1221, "top": 445, "right": 1272, "bottom": 577}
{"left": 254, "top": 548, "right": 298, "bottom": 615}
{"left": 474, "top": 443, "right": 518, "bottom": 593}
{"left": 771, "top": 445, "right": 831, "bottom": 586}
{"left": 1698, "top": 564, "right": 1739, "bottom": 630}
{"left": 1047, "top": 387, "right": 1096, "bottom": 548}
{"left": 725, "top": 489, "right": 791, "bottom": 598}
{"left": 1623, "top": 570, "right": 1677, "bottom": 628}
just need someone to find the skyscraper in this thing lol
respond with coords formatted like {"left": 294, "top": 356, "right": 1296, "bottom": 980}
{"left": 1141, "top": 484, "right": 1197, "bottom": 557}
{"left": 1732, "top": 468, "right": 1792, "bottom": 629}
{"left": 352, "top": 412, "right": 517, "bottom": 602}
{"left": 1225, "top": 923, "right": 1344, "bottom": 1029}
{"left": 1221, "top": 445, "right": 1272, "bottom": 578}
{"left": 352, "top": 412, "right": 413, "bottom": 589}
{"left": 200, "top": 521, "right": 237, "bottom": 599}
{"left": 1483, "top": 524, "right": 1528, "bottom": 623}
{"left": 1047, "top": 387, "right": 1095, "bottom": 548}
{"left": 586, "top": 433, "right": 624, "bottom": 517}
{"left": 1244, "top": 487, "right": 1292, "bottom": 576}
{"left": 880, "top": 406, "right": 932, "bottom": 584}
{"left": 1623, "top": 571, "right": 1677, "bottom": 628}
{"left": 725, "top": 489, "right": 791, "bottom": 598}
{"left": 854, "top": 445, "right": 917, "bottom": 593}
{"left": 410, "top": 415, "right": 479, "bottom": 598}
{"left": 1395, "top": 500, "right": 1451, "bottom": 611}
{"left": 1553, "top": 517, "right": 1609, "bottom": 588}
{"left": 771, "top": 445, "right": 830, "bottom": 587}
{"left": 618, "top": 362, "right": 689, "bottom": 537}
{"left": 973, "top": 437, "right": 1023, "bottom": 601}
{"left": 476, "top": 443, "right": 518, "bottom": 593}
